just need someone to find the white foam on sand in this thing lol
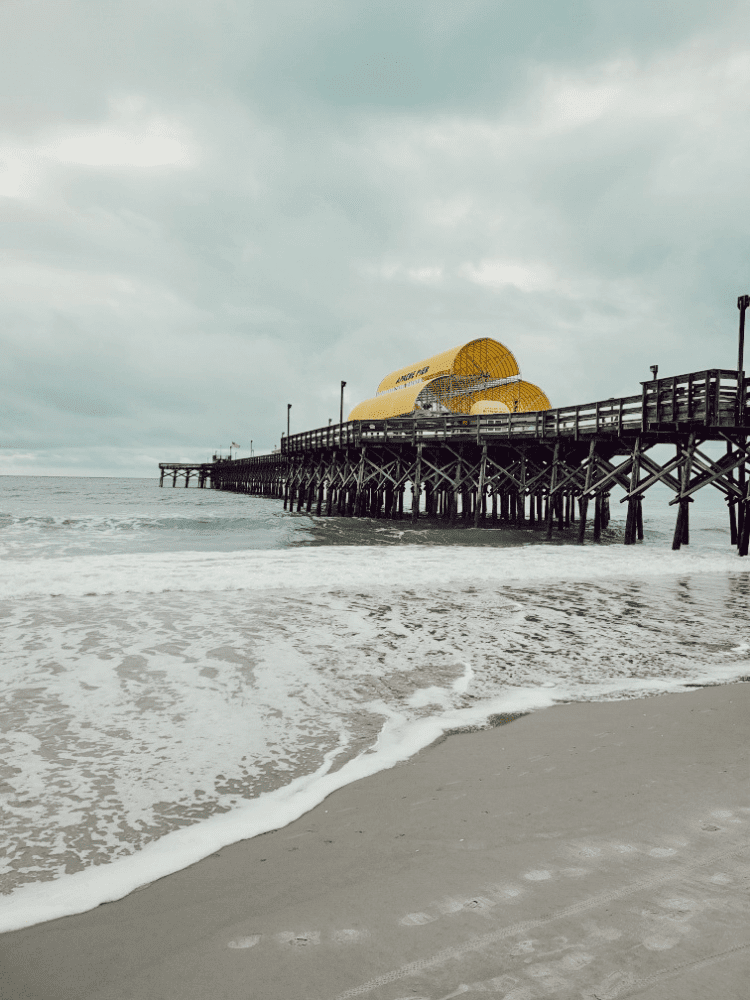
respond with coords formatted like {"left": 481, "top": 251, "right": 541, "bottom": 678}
{"left": 0, "top": 688, "right": 542, "bottom": 932}
{"left": 2, "top": 543, "right": 749, "bottom": 600}
{"left": 1, "top": 666, "right": 746, "bottom": 935}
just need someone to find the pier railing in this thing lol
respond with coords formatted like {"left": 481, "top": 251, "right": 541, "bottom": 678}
{"left": 282, "top": 369, "right": 747, "bottom": 455}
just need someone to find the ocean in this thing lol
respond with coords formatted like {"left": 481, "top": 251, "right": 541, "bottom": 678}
{"left": 1, "top": 472, "right": 748, "bottom": 932}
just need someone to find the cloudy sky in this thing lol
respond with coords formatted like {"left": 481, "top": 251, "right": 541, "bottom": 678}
{"left": 2, "top": 0, "right": 750, "bottom": 476}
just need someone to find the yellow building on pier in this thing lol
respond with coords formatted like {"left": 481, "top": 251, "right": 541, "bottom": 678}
{"left": 347, "top": 337, "right": 550, "bottom": 421}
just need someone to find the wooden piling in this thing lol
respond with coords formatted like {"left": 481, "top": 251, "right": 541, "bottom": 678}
{"left": 739, "top": 485, "right": 750, "bottom": 556}
{"left": 412, "top": 443, "right": 422, "bottom": 521}
{"left": 728, "top": 442, "right": 738, "bottom": 545}
{"left": 624, "top": 438, "right": 640, "bottom": 545}
{"left": 474, "top": 444, "right": 487, "bottom": 528}
{"left": 672, "top": 435, "right": 695, "bottom": 550}
{"left": 593, "top": 493, "right": 602, "bottom": 542}
{"left": 546, "top": 443, "right": 560, "bottom": 540}
{"left": 578, "top": 440, "right": 596, "bottom": 544}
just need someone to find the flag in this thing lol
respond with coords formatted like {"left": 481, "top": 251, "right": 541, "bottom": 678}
{"left": 231, "top": 441, "right": 240, "bottom": 448}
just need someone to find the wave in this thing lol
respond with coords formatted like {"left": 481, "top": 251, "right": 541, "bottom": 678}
{"left": 1, "top": 543, "right": 748, "bottom": 600}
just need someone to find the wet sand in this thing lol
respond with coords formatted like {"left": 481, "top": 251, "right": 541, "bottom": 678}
{"left": 2, "top": 683, "right": 749, "bottom": 1000}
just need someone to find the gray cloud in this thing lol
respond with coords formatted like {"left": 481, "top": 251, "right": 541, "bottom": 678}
{"left": 1, "top": 1, "right": 749, "bottom": 475}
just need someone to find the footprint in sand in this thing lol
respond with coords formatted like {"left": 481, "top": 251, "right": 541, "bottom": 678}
{"left": 227, "top": 935, "right": 261, "bottom": 949}
{"left": 331, "top": 928, "right": 369, "bottom": 943}
{"left": 642, "top": 934, "right": 681, "bottom": 951}
{"left": 591, "top": 970, "right": 637, "bottom": 999}
{"left": 274, "top": 931, "right": 321, "bottom": 946}
{"left": 492, "top": 884, "right": 523, "bottom": 899}
{"left": 523, "top": 869, "right": 552, "bottom": 881}
{"left": 577, "top": 845, "right": 602, "bottom": 857}
{"left": 587, "top": 926, "right": 622, "bottom": 942}
{"left": 400, "top": 912, "right": 437, "bottom": 926}
{"left": 661, "top": 896, "right": 697, "bottom": 912}
{"left": 559, "top": 951, "right": 594, "bottom": 971}
{"left": 560, "top": 867, "right": 589, "bottom": 878}
{"left": 510, "top": 939, "right": 536, "bottom": 956}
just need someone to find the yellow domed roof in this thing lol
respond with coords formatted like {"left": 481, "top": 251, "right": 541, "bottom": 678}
{"left": 375, "top": 338, "right": 519, "bottom": 395}
{"left": 476, "top": 380, "right": 551, "bottom": 413}
{"left": 348, "top": 382, "right": 427, "bottom": 421}
{"left": 347, "top": 338, "right": 550, "bottom": 421}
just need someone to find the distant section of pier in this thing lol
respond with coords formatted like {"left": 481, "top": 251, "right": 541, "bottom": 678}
{"left": 158, "top": 462, "right": 213, "bottom": 489}
{"left": 160, "top": 368, "right": 750, "bottom": 554}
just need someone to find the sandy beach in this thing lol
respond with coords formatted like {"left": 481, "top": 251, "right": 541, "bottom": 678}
{"left": 2, "top": 682, "right": 748, "bottom": 1000}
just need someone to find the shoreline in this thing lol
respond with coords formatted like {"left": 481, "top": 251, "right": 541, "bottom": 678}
{"left": 1, "top": 675, "right": 744, "bottom": 936}
{"left": 2, "top": 681, "right": 748, "bottom": 1000}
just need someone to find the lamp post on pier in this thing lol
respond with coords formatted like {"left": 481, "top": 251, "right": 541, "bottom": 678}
{"left": 287, "top": 403, "right": 292, "bottom": 440}
{"left": 736, "top": 295, "right": 750, "bottom": 556}
{"left": 340, "top": 381, "right": 347, "bottom": 426}
{"left": 738, "top": 295, "right": 749, "bottom": 425}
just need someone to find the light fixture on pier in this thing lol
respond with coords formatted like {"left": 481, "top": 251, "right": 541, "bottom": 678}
{"left": 738, "top": 294, "right": 750, "bottom": 424}
{"left": 650, "top": 365, "right": 658, "bottom": 380}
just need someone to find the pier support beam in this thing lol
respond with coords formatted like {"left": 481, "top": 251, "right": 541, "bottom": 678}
{"left": 624, "top": 438, "right": 641, "bottom": 545}
{"left": 411, "top": 443, "right": 422, "bottom": 521}
{"left": 473, "top": 444, "right": 487, "bottom": 528}
{"left": 545, "top": 443, "right": 560, "bottom": 540}
{"left": 672, "top": 435, "right": 695, "bottom": 551}
{"left": 577, "top": 440, "right": 596, "bottom": 543}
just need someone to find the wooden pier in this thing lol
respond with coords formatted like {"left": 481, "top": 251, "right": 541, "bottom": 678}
{"left": 158, "top": 462, "right": 213, "bottom": 488}
{"left": 162, "top": 369, "right": 750, "bottom": 553}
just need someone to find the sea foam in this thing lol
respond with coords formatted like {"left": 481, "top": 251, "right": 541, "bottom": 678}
{"left": 1, "top": 543, "right": 748, "bottom": 600}
{"left": 3, "top": 669, "right": 745, "bottom": 935}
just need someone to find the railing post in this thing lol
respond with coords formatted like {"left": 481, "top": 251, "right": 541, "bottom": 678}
{"left": 704, "top": 371, "right": 711, "bottom": 426}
